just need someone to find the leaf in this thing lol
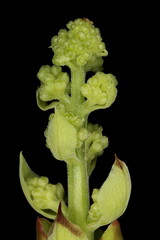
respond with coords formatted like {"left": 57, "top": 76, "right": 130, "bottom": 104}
{"left": 36, "top": 89, "right": 58, "bottom": 111}
{"left": 100, "top": 220, "right": 123, "bottom": 240}
{"left": 36, "top": 217, "right": 52, "bottom": 240}
{"left": 48, "top": 204, "right": 89, "bottom": 240}
{"left": 87, "top": 155, "right": 131, "bottom": 231}
{"left": 19, "top": 152, "right": 56, "bottom": 219}
{"left": 45, "top": 109, "right": 79, "bottom": 164}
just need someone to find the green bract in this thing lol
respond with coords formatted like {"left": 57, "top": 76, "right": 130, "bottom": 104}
{"left": 19, "top": 18, "right": 131, "bottom": 240}
{"left": 100, "top": 221, "right": 124, "bottom": 240}
{"left": 45, "top": 109, "right": 79, "bottom": 164}
{"left": 19, "top": 152, "right": 67, "bottom": 219}
{"left": 87, "top": 156, "right": 131, "bottom": 231}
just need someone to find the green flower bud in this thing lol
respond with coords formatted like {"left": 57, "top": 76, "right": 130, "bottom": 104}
{"left": 77, "top": 128, "right": 89, "bottom": 148}
{"left": 85, "top": 123, "right": 109, "bottom": 163}
{"left": 51, "top": 65, "right": 62, "bottom": 77}
{"left": 37, "top": 65, "right": 54, "bottom": 84}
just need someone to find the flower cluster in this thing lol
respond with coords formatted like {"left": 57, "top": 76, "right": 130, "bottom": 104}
{"left": 37, "top": 65, "right": 70, "bottom": 102}
{"left": 51, "top": 18, "right": 108, "bottom": 68}
{"left": 81, "top": 72, "right": 118, "bottom": 111}
{"left": 26, "top": 176, "right": 64, "bottom": 212}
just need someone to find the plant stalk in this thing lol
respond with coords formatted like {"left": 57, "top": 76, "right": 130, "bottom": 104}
{"left": 69, "top": 63, "right": 85, "bottom": 113}
{"left": 66, "top": 63, "right": 94, "bottom": 239}
{"left": 67, "top": 158, "right": 93, "bottom": 240}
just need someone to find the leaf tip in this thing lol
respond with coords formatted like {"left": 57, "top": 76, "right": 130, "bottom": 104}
{"left": 56, "top": 203, "right": 82, "bottom": 237}
{"left": 112, "top": 219, "right": 120, "bottom": 226}
{"left": 114, "top": 154, "right": 124, "bottom": 170}
{"left": 36, "top": 217, "right": 49, "bottom": 240}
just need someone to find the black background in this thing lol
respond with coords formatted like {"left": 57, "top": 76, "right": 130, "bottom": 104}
{"left": 3, "top": 1, "right": 155, "bottom": 239}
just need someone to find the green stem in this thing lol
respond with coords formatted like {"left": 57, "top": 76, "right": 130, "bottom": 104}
{"left": 67, "top": 158, "right": 93, "bottom": 239}
{"left": 66, "top": 63, "right": 93, "bottom": 239}
{"left": 67, "top": 160, "right": 89, "bottom": 223}
{"left": 69, "top": 63, "right": 85, "bottom": 113}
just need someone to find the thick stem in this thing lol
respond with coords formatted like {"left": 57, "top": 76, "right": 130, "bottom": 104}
{"left": 67, "top": 161, "right": 89, "bottom": 224}
{"left": 67, "top": 159, "right": 93, "bottom": 240}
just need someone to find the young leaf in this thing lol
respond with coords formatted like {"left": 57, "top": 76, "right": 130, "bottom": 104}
{"left": 19, "top": 152, "right": 61, "bottom": 219}
{"left": 45, "top": 109, "right": 79, "bottom": 164}
{"left": 100, "top": 220, "right": 123, "bottom": 240}
{"left": 48, "top": 204, "right": 89, "bottom": 240}
{"left": 87, "top": 155, "right": 131, "bottom": 231}
{"left": 36, "top": 217, "right": 52, "bottom": 240}
{"left": 36, "top": 89, "right": 58, "bottom": 111}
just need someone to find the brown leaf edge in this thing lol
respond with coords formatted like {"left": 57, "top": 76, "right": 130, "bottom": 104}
{"left": 37, "top": 203, "right": 87, "bottom": 240}
{"left": 36, "top": 217, "right": 52, "bottom": 240}
{"left": 48, "top": 203, "right": 84, "bottom": 237}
